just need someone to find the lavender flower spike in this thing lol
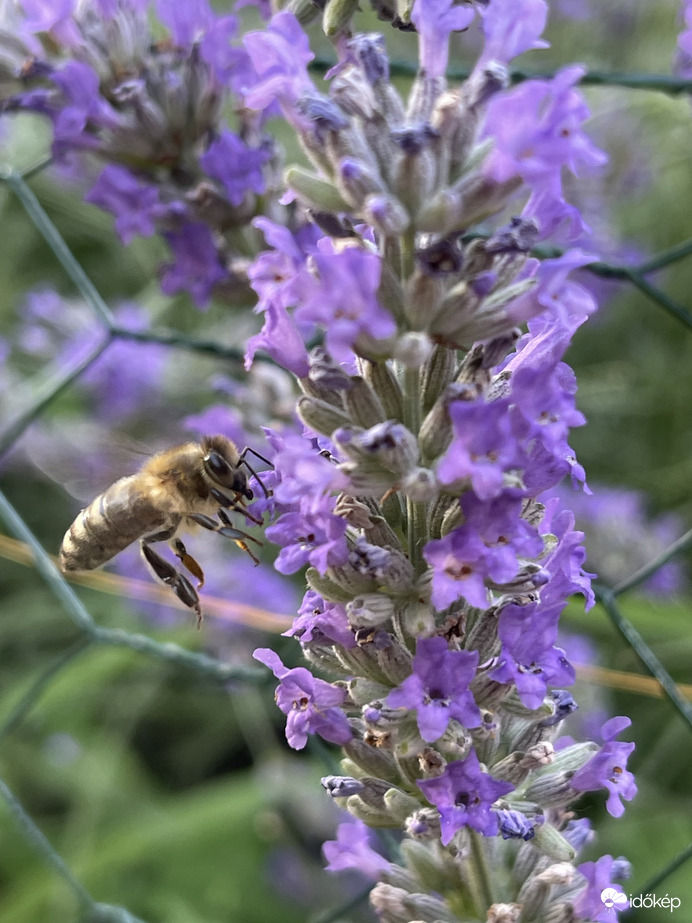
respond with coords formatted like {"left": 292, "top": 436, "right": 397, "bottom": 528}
{"left": 4, "top": 0, "right": 641, "bottom": 919}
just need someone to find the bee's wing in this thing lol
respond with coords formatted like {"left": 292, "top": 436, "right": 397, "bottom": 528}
{"left": 20, "top": 420, "right": 157, "bottom": 502}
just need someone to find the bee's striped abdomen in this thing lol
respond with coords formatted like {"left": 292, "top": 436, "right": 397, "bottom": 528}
{"left": 59, "top": 476, "right": 169, "bottom": 572}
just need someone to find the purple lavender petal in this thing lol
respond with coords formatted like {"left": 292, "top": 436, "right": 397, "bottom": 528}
{"left": 417, "top": 750, "right": 514, "bottom": 844}
{"left": 253, "top": 648, "right": 352, "bottom": 749}
{"left": 201, "top": 131, "right": 270, "bottom": 206}
{"left": 411, "top": 0, "right": 474, "bottom": 79}
{"left": 323, "top": 819, "right": 390, "bottom": 879}
{"left": 160, "top": 221, "right": 227, "bottom": 307}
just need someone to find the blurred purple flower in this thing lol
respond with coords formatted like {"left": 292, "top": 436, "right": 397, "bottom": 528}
{"left": 436, "top": 395, "right": 526, "bottom": 500}
{"left": 476, "top": 0, "right": 548, "bottom": 68}
{"left": 242, "top": 11, "right": 314, "bottom": 118}
{"left": 411, "top": 0, "right": 474, "bottom": 79}
{"left": 550, "top": 484, "right": 688, "bottom": 596}
{"left": 294, "top": 245, "right": 395, "bottom": 363}
{"left": 323, "top": 819, "right": 390, "bottom": 879}
{"left": 183, "top": 405, "right": 248, "bottom": 448}
{"left": 51, "top": 61, "right": 122, "bottom": 156}
{"left": 86, "top": 165, "right": 163, "bottom": 244}
{"left": 575, "top": 854, "right": 630, "bottom": 922}
{"left": 20, "top": 0, "right": 81, "bottom": 47}
{"left": 16, "top": 291, "right": 168, "bottom": 423}
{"left": 156, "top": 0, "right": 215, "bottom": 47}
{"left": 262, "top": 430, "right": 350, "bottom": 575}
{"left": 160, "top": 221, "right": 227, "bottom": 307}
{"left": 201, "top": 131, "right": 271, "bottom": 206}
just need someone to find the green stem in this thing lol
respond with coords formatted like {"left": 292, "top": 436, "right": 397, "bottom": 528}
{"left": 0, "top": 776, "right": 95, "bottom": 912}
{"left": 468, "top": 830, "right": 497, "bottom": 912}
{"left": 401, "top": 365, "right": 427, "bottom": 570}
{"left": 402, "top": 366, "right": 421, "bottom": 434}
{"left": 400, "top": 227, "right": 416, "bottom": 282}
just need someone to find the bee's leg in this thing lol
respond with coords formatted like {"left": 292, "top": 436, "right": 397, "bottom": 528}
{"left": 141, "top": 540, "right": 203, "bottom": 626}
{"left": 189, "top": 512, "right": 262, "bottom": 565}
{"left": 209, "top": 487, "right": 263, "bottom": 526}
{"left": 172, "top": 538, "right": 205, "bottom": 589}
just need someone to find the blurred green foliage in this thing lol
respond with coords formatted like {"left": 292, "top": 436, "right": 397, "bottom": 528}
{"left": 2, "top": 3, "right": 692, "bottom": 922}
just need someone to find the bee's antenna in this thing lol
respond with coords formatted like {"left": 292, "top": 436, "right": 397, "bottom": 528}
{"left": 238, "top": 446, "right": 273, "bottom": 498}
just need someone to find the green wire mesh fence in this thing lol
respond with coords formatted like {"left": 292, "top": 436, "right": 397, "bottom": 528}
{"left": 2, "top": 61, "right": 692, "bottom": 921}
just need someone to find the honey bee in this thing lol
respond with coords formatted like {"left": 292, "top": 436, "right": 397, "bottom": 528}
{"left": 58, "top": 435, "right": 270, "bottom": 624}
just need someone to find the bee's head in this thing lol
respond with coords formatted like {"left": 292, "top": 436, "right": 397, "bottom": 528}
{"left": 200, "top": 435, "right": 252, "bottom": 499}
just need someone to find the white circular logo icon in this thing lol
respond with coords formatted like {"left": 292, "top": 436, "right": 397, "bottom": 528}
{"left": 601, "top": 888, "right": 629, "bottom": 909}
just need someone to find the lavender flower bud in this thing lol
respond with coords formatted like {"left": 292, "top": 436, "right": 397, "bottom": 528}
{"left": 407, "top": 73, "right": 447, "bottom": 125}
{"left": 285, "top": 166, "right": 352, "bottom": 213}
{"left": 404, "top": 808, "right": 441, "bottom": 840}
{"left": 404, "top": 267, "right": 445, "bottom": 331}
{"left": 287, "top": 0, "right": 323, "bottom": 25}
{"left": 336, "top": 158, "right": 387, "bottom": 207}
{"left": 362, "top": 359, "right": 404, "bottom": 421}
{"left": 400, "top": 467, "right": 438, "bottom": 502}
{"left": 342, "top": 377, "right": 389, "bottom": 428}
{"left": 363, "top": 194, "right": 411, "bottom": 237}
{"left": 439, "top": 500, "right": 466, "bottom": 535}
{"left": 346, "top": 796, "right": 399, "bottom": 828}
{"left": 417, "top": 174, "right": 523, "bottom": 236}
{"left": 343, "top": 736, "right": 400, "bottom": 781}
{"left": 346, "top": 593, "right": 396, "bottom": 629}
{"left": 421, "top": 344, "right": 457, "bottom": 413}
{"left": 306, "top": 567, "right": 353, "bottom": 604}
{"left": 297, "top": 395, "right": 351, "bottom": 436}
{"left": 393, "top": 331, "right": 434, "bottom": 368}
{"left": 487, "top": 904, "right": 522, "bottom": 923}
{"left": 321, "top": 775, "right": 365, "bottom": 798}
{"left": 307, "top": 345, "right": 355, "bottom": 393}
{"left": 418, "top": 747, "right": 447, "bottom": 777}
{"left": 350, "top": 776, "right": 397, "bottom": 810}
{"left": 524, "top": 745, "right": 598, "bottom": 808}
{"left": 335, "top": 422, "right": 419, "bottom": 476}
{"left": 518, "top": 861, "right": 576, "bottom": 920}
{"left": 323, "top": 0, "right": 360, "bottom": 37}
{"left": 370, "top": 883, "right": 458, "bottom": 923}
{"left": 335, "top": 498, "right": 403, "bottom": 549}
{"left": 376, "top": 636, "right": 414, "bottom": 685}
{"left": 399, "top": 837, "right": 447, "bottom": 890}
{"left": 530, "top": 825, "right": 577, "bottom": 862}
{"left": 419, "top": 382, "right": 478, "bottom": 462}
{"left": 349, "top": 33, "right": 390, "bottom": 86}
{"left": 430, "top": 89, "right": 480, "bottom": 185}
{"left": 347, "top": 678, "right": 391, "bottom": 705}
{"left": 383, "top": 788, "right": 424, "bottom": 823}
{"left": 395, "top": 600, "right": 435, "bottom": 640}
{"left": 391, "top": 125, "right": 439, "bottom": 215}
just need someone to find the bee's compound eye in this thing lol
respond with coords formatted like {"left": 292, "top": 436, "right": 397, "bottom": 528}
{"left": 204, "top": 451, "right": 235, "bottom": 485}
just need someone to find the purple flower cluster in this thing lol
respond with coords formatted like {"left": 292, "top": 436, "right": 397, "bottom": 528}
{"left": 261, "top": 429, "right": 350, "bottom": 576}
{"left": 2, "top": 0, "right": 275, "bottom": 306}
{"left": 15, "top": 290, "right": 168, "bottom": 423}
